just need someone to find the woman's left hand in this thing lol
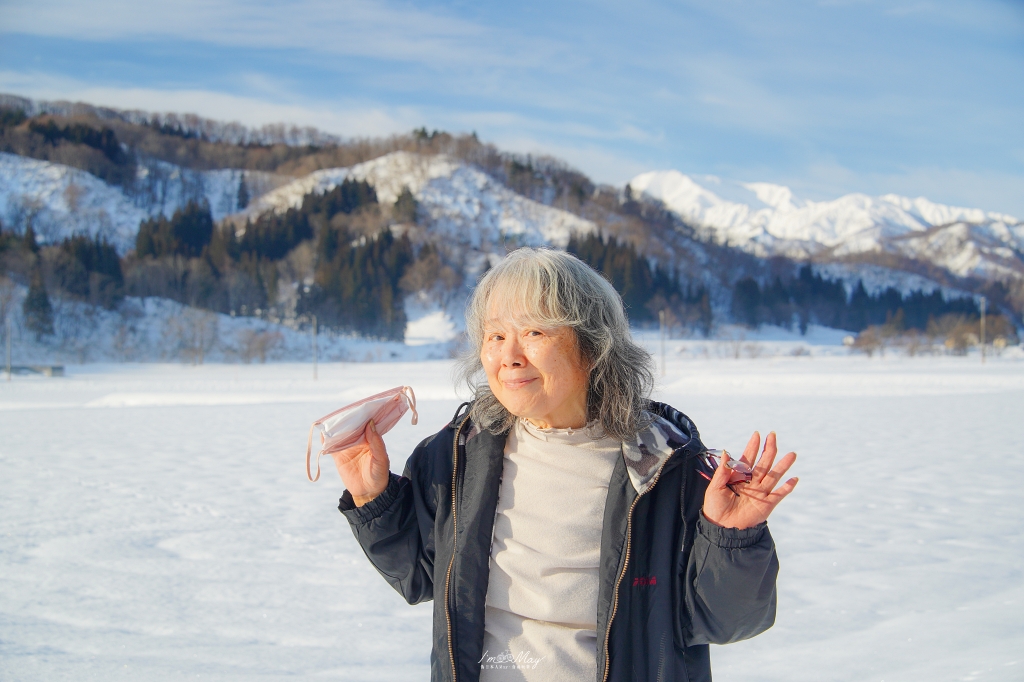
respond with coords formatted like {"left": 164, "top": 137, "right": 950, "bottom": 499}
{"left": 702, "top": 431, "right": 798, "bottom": 530}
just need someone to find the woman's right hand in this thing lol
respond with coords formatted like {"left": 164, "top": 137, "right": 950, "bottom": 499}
{"left": 330, "top": 420, "right": 391, "bottom": 506}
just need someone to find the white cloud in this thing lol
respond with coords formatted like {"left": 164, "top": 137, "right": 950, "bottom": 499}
{"left": 0, "top": 0, "right": 561, "bottom": 69}
{"left": 0, "top": 69, "right": 663, "bottom": 151}
{"left": 685, "top": 60, "right": 810, "bottom": 135}
{"left": 442, "top": 110, "right": 661, "bottom": 145}
{"left": 491, "top": 134, "right": 654, "bottom": 187}
{"left": 0, "top": 71, "right": 421, "bottom": 138}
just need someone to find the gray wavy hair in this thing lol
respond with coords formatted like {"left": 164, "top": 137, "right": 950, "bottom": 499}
{"left": 455, "top": 247, "right": 655, "bottom": 442}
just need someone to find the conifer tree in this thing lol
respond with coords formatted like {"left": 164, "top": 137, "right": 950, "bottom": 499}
{"left": 237, "top": 173, "right": 250, "bottom": 210}
{"left": 135, "top": 219, "right": 156, "bottom": 258}
{"left": 22, "top": 225, "right": 39, "bottom": 254}
{"left": 134, "top": 201, "right": 214, "bottom": 259}
{"left": 393, "top": 187, "right": 417, "bottom": 223}
{"left": 23, "top": 268, "right": 53, "bottom": 338}
{"left": 731, "top": 278, "right": 761, "bottom": 327}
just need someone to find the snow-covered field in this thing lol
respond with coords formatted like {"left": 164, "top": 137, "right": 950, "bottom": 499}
{"left": 2, "top": 354, "right": 1023, "bottom": 681}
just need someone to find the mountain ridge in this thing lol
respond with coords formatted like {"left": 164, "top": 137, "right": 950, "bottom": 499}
{"left": 629, "top": 169, "right": 1024, "bottom": 283}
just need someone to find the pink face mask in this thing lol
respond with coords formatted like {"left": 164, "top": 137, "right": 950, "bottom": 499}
{"left": 306, "top": 385, "right": 418, "bottom": 482}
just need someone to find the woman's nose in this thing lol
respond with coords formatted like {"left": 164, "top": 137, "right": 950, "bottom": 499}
{"left": 502, "top": 339, "right": 525, "bottom": 367}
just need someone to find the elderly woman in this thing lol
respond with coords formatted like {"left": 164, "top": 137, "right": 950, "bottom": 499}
{"left": 333, "top": 248, "right": 797, "bottom": 682}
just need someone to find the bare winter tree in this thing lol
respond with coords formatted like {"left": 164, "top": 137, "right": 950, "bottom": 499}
{"left": 236, "top": 328, "right": 283, "bottom": 363}
{"left": 112, "top": 300, "right": 145, "bottom": 361}
{"left": 166, "top": 308, "right": 219, "bottom": 364}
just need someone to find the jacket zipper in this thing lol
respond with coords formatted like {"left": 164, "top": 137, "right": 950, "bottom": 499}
{"left": 600, "top": 461, "right": 670, "bottom": 682}
{"left": 444, "top": 416, "right": 468, "bottom": 682}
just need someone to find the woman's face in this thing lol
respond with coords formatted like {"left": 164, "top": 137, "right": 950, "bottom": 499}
{"left": 480, "top": 314, "right": 590, "bottom": 430}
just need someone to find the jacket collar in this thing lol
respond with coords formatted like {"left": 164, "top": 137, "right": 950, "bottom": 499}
{"left": 460, "top": 400, "right": 703, "bottom": 497}
{"left": 621, "top": 402, "right": 701, "bottom": 495}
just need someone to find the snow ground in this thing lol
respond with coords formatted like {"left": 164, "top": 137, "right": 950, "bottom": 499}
{"left": 1, "top": 355, "right": 1023, "bottom": 681}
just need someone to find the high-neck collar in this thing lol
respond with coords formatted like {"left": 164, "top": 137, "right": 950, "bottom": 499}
{"left": 518, "top": 417, "right": 607, "bottom": 443}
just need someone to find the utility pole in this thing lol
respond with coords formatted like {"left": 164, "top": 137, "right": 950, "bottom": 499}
{"left": 312, "top": 314, "right": 318, "bottom": 381}
{"left": 5, "top": 315, "right": 11, "bottom": 382}
{"left": 980, "top": 296, "right": 986, "bottom": 364}
{"left": 659, "top": 309, "right": 666, "bottom": 377}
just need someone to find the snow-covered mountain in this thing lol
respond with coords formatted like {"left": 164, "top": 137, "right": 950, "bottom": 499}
{"left": 0, "top": 152, "right": 284, "bottom": 253}
{"left": 1, "top": 148, "right": 600, "bottom": 344}
{"left": 6, "top": 139, "right": 1018, "bottom": 327}
{"left": 630, "top": 170, "right": 1024, "bottom": 281}
{"left": 241, "top": 151, "right": 598, "bottom": 341}
{"left": 245, "top": 151, "right": 596, "bottom": 250}
{"left": 0, "top": 152, "right": 147, "bottom": 250}
{"left": 1, "top": 149, "right": 594, "bottom": 261}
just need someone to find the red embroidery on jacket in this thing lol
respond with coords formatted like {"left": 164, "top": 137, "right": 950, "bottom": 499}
{"left": 632, "top": 576, "right": 657, "bottom": 587}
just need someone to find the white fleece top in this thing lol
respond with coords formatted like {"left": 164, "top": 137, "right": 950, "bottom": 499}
{"left": 479, "top": 418, "right": 621, "bottom": 682}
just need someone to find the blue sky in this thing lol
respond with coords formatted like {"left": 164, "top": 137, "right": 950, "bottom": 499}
{"left": 2, "top": 0, "right": 1023, "bottom": 215}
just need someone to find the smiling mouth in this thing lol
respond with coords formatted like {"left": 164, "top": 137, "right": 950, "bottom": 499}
{"left": 502, "top": 377, "right": 537, "bottom": 389}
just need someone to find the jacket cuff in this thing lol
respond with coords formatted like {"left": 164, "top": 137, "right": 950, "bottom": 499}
{"left": 339, "top": 472, "right": 402, "bottom": 523}
{"left": 698, "top": 510, "right": 767, "bottom": 549}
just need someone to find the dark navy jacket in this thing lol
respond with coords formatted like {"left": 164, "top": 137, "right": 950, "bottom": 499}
{"left": 340, "top": 402, "right": 779, "bottom": 681}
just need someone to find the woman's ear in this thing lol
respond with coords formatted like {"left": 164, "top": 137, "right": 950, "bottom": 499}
{"left": 574, "top": 330, "right": 596, "bottom": 373}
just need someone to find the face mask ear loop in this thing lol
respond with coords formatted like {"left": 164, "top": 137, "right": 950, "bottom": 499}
{"left": 306, "top": 422, "right": 321, "bottom": 482}
{"left": 403, "top": 385, "right": 419, "bottom": 425}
